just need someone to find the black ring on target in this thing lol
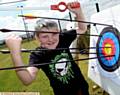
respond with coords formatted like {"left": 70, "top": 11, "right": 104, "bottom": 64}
{"left": 96, "top": 27, "right": 120, "bottom": 72}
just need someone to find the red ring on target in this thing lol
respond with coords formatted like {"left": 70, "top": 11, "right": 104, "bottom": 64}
{"left": 102, "top": 38, "right": 115, "bottom": 60}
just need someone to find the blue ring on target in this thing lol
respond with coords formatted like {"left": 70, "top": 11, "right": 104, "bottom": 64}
{"left": 97, "top": 27, "right": 120, "bottom": 72}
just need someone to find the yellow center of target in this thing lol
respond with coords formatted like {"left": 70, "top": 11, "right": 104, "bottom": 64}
{"left": 104, "top": 44, "right": 112, "bottom": 55}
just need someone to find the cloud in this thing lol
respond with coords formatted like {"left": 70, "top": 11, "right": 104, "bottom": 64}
{"left": 0, "top": 0, "right": 80, "bottom": 28}
{"left": 0, "top": 0, "right": 17, "bottom": 3}
{"left": 0, "top": 15, "right": 28, "bottom": 40}
{"left": 0, "top": 0, "right": 24, "bottom": 6}
{"left": 0, "top": 16, "right": 24, "bottom": 29}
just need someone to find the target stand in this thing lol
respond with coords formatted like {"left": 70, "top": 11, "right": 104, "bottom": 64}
{"left": 89, "top": 4, "right": 120, "bottom": 95}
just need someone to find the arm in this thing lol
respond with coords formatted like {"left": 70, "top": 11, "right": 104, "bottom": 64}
{"left": 5, "top": 34, "right": 38, "bottom": 85}
{"left": 67, "top": 2, "right": 87, "bottom": 34}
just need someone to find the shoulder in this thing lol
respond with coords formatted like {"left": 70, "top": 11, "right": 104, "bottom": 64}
{"left": 58, "top": 29, "right": 77, "bottom": 47}
{"left": 30, "top": 47, "right": 44, "bottom": 59}
{"left": 29, "top": 47, "right": 45, "bottom": 68}
{"left": 60, "top": 29, "right": 77, "bottom": 39}
{"left": 62, "top": 29, "right": 77, "bottom": 35}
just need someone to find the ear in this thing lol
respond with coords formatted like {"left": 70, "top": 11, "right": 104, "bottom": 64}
{"left": 34, "top": 34, "right": 38, "bottom": 40}
{"left": 34, "top": 34, "right": 41, "bottom": 46}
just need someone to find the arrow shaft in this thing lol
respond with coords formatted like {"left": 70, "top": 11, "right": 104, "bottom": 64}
{"left": 0, "top": 47, "right": 111, "bottom": 54}
{"left": 0, "top": 55, "right": 114, "bottom": 71}
{"left": 0, "top": 29, "right": 100, "bottom": 37}
{"left": 18, "top": 15, "right": 112, "bottom": 27}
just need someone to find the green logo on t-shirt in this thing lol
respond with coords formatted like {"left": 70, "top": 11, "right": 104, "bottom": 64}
{"left": 49, "top": 52, "right": 74, "bottom": 84}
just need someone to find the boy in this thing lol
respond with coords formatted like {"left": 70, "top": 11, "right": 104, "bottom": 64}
{"left": 5, "top": 2, "right": 89, "bottom": 95}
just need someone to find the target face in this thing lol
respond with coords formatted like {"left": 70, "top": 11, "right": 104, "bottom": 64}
{"left": 97, "top": 27, "right": 120, "bottom": 72}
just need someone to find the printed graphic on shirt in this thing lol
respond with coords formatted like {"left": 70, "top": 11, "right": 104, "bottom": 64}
{"left": 49, "top": 52, "right": 74, "bottom": 84}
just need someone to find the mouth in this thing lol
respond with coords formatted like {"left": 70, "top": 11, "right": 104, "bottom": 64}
{"left": 45, "top": 42, "right": 58, "bottom": 49}
{"left": 47, "top": 43, "right": 54, "bottom": 45}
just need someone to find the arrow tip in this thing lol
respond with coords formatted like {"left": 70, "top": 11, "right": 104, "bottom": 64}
{"left": 0, "top": 29, "right": 11, "bottom": 32}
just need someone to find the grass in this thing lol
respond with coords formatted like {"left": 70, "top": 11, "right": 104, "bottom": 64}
{"left": 0, "top": 40, "right": 107, "bottom": 95}
{"left": 0, "top": 40, "right": 54, "bottom": 94}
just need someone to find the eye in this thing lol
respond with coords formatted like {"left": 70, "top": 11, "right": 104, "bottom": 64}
{"left": 52, "top": 34, "right": 58, "bottom": 37}
{"left": 41, "top": 35, "right": 48, "bottom": 39}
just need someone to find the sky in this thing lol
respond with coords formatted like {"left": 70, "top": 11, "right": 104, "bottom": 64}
{"left": 0, "top": 0, "right": 93, "bottom": 27}
{"left": 0, "top": 0, "right": 70, "bottom": 41}
{"left": 0, "top": 0, "right": 119, "bottom": 41}
{"left": 0, "top": 0, "right": 119, "bottom": 29}
{"left": 0, "top": 0, "right": 86, "bottom": 29}
{"left": 0, "top": 0, "right": 90, "bottom": 41}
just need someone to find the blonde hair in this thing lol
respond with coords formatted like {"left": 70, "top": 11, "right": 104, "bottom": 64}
{"left": 34, "top": 19, "right": 58, "bottom": 37}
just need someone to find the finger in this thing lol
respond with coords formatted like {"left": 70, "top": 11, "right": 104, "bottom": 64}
{"left": 7, "top": 34, "right": 16, "bottom": 39}
{"left": 14, "top": 35, "right": 19, "bottom": 38}
{"left": 67, "top": 3, "right": 72, "bottom": 10}
{"left": 68, "top": 2, "right": 80, "bottom": 9}
{"left": 68, "top": 2, "right": 74, "bottom": 8}
{"left": 9, "top": 34, "right": 20, "bottom": 39}
{"left": 17, "top": 37, "right": 22, "bottom": 41}
{"left": 5, "top": 34, "right": 14, "bottom": 41}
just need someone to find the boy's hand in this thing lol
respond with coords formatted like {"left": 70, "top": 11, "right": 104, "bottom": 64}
{"left": 5, "top": 34, "right": 22, "bottom": 52}
{"left": 67, "top": 2, "right": 81, "bottom": 15}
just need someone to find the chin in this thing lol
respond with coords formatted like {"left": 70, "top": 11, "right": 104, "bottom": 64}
{"left": 47, "top": 44, "right": 57, "bottom": 49}
{"left": 47, "top": 46, "right": 56, "bottom": 49}
{"left": 43, "top": 43, "right": 58, "bottom": 49}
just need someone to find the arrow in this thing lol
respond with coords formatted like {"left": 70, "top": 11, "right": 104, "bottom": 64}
{"left": 18, "top": 15, "right": 112, "bottom": 27}
{"left": 0, "top": 28, "right": 101, "bottom": 37}
{"left": 0, "top": 55, "right": 115, "bottom": 71}
{"left": 0, "top": 47, "right": 111, "bottom": 54}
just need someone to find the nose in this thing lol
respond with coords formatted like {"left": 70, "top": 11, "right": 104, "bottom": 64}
{"left": 48, "top": 34, "right": 54, "bottom": 42}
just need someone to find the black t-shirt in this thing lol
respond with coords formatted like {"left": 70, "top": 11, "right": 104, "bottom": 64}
{"left": 29, "top": 30, "right": 89, "bottom": 95}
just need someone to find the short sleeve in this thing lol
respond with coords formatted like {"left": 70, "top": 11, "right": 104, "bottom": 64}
{"left": 29, "top": 48, "right": 44, "bottom": 69}
{"left": 58, "top": 29, "right": 77, "bottom": 47}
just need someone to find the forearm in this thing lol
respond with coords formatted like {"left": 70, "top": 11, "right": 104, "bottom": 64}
{"left": 67, "top": 1, "right": 87, "bottom": 33}
{"left": 75, "top": 9, "right": 87, "bottom": 34}
{"left": 10, "top": 50, "right": 34, "bottom": 85}
{"left": 75, "top": 9, "right": 87, "bottom": 33}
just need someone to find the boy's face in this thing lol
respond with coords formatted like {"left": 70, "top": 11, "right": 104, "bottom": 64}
{"left": 36, "top": 27, "right": 60, "bottom": 49}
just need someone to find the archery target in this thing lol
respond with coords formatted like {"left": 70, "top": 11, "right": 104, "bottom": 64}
{"left": 88, "top": 4, "right": 120, "bottom": 95}
{"left": 96, "top": 27, "right": 120, "bottom": 72}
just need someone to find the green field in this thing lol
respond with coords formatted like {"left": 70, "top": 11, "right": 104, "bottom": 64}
{"left": 0, "top": 40, "right": 108, "bottom": 95}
